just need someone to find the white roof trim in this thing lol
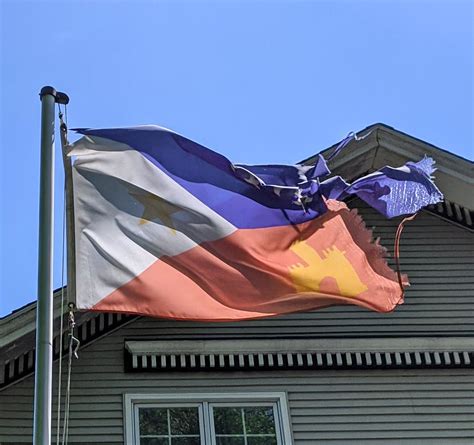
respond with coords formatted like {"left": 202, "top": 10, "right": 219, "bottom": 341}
{"left": 125, "top": 338, "right": 474, "bottom": 371}
{"left": 125, "top": 337, "right": 474, "bottom": 355}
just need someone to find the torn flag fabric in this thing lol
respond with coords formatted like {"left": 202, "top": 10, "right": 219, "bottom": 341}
{"left": 69, "top": 126, "right": 443, "bottom": 320}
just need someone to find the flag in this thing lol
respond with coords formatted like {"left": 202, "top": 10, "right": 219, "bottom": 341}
{"left": 69, "top": 126, "right": 442, "bottom": 320}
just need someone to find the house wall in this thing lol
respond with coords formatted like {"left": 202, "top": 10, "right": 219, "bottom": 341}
{"left": 1, "top": 329, "right": 473, "bottom": 444}
{"left": 1, "top": 204, "right": 473, "bottom": 444}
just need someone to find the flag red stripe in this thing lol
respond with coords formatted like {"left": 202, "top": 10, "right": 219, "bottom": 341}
{"left": 91, "top": 201, "right": 405, "bottom": 320}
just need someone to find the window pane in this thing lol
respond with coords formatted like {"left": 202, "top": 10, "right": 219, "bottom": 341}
{"left": 169, "top": 407, "right": 200, "bottom": 435}
{"left": 215, "top": 437, "right": 245, "bottom": 445}
{"left": 213, "top": 407, "right": 244, "bottom": 435}
{"left": 171, "top": 437, "right": 201, "bottom": 445}
{"left": 140, "top": 438, "right": 168, "bottom": 445}
{"left": 139, "top": 407, "right": 168, "bottom": 435}
{"left": 244, "top": 407, "right": 276, "bottom": 434}
{"left": 247, "top": 437, "right": 277, "bottom": 445}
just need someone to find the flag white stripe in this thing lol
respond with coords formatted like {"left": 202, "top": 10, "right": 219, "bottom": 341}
{"left": 71, "top": 136, "right": 236, "bottom": 309}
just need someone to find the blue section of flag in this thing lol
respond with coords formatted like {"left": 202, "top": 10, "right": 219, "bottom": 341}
{"left": 75, "top": 127, "right": 327, "bottom": 228}
{"left": 75, "top": 126, "right": 443, "bottom": 227}
{"left": 344, "top": 157, "right": 443, "bottom": 218}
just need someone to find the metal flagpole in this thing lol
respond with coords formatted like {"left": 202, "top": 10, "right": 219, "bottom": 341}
{"left": 33, "top": 86, "right": 69, "bottom": 445}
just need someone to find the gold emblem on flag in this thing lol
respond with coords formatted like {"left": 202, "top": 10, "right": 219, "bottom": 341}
{"left": 129, "top": 191, "right": 180, "bottom": 234}
{"left": 289, "top": 240, "right": 367, "bottom": 297}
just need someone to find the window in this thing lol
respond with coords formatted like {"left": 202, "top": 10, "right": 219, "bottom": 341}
{"left": 212, "top": 405, "right": 278, "bottom": 445}
{"left": 138, "top": 406, "right": 202, "bottom": 444}
{"left": 124, "top": 393, "right": 293, "bottom": 445}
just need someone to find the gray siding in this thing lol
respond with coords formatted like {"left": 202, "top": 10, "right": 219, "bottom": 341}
{"left": 0, "top": 322, "right": 473, "bottom": 444}
{"left": 1, "top": 205, "right": 473, "bottom": 444}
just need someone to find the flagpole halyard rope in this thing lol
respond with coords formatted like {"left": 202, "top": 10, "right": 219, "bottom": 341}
{"left": 55, "top": 181, "right": 67, "bottom": 445}
{"left": 61, "top": 304, "right": 79, "bottom": 445}
{"left": 57, "top": 105, "right": 80, "bottom": 445}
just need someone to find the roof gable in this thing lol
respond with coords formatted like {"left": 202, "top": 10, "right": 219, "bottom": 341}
{"left": 306, "top": 123, "right": 473, "bottom": 211}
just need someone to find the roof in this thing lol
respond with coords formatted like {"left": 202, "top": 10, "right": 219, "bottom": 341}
{"left": 306, "top": 123, "right": 473, "bottom": 209}
{"left": 1, "top": 122, "right": 473, "bottom": 388}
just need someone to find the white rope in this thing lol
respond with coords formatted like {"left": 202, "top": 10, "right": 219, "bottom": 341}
{"left": 62, "top": 307, "right": 80, "bottom": 445}
{"left": 55, "top": 190, "right": 67, "bottom": 445}
{"left": 55, "top": 107, "right": 68, "bottom": 445}
{"left": 57, "top": 106, "right": 80, "bottom": 445}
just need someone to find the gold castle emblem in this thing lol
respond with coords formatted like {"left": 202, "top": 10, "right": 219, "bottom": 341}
{"left": 289, "top": 240, "right": 368, "bottom": 297}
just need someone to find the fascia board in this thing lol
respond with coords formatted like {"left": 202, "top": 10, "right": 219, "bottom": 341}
{"left": 376, "top": 127, "right": 473, "bottom": 185}
{"left": 0, "top": 290, "right": 67, "bottom": 349}
{"left": 125, "top": 337, "right": 474, "bottom": 355}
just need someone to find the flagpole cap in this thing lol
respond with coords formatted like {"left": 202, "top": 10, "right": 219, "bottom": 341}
{"left": 39, "top": 86, "right": 70, "bottom": 105}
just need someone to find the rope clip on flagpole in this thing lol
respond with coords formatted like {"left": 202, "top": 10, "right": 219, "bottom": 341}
{"left": 67, "top": 303, "right": 80, "bottom": 359}
{"left": 33, "top": 86, "right": 69, "bottom": 445}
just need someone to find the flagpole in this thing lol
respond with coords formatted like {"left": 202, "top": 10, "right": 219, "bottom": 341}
{"left": 33, "top": 86, "right": 69, "bottom": 445}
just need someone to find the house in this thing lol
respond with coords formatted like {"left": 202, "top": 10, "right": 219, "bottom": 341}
{"left": 1, "top": 123, "right": 473, "bottom": 444}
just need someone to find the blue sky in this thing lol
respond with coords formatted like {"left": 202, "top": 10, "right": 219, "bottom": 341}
{"left": 0, "top": 0, "right": 472, "bottom": 316}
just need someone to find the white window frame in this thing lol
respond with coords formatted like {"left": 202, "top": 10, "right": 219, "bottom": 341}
{"left": 124, "top": 392, "right": 293, "bottom": 445}
{"left": 132, "top": 402, "right": 205, "bottom": 444}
